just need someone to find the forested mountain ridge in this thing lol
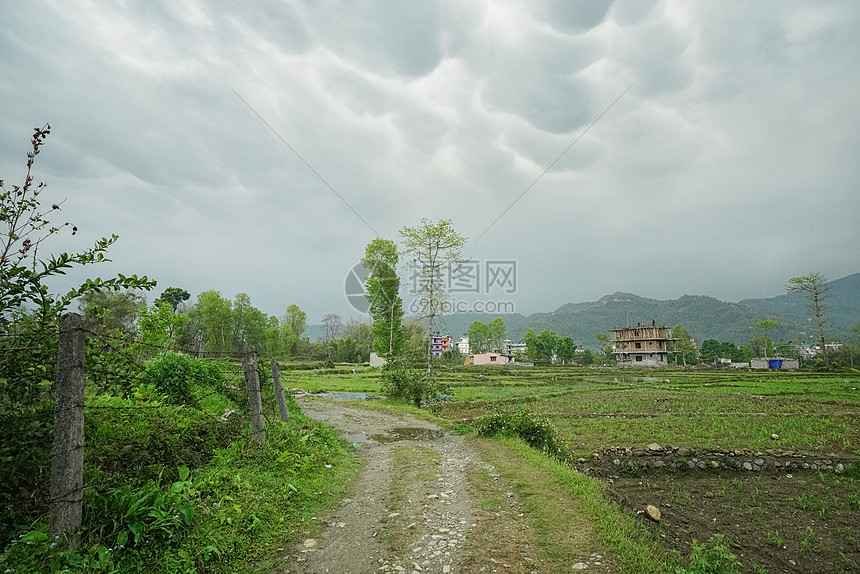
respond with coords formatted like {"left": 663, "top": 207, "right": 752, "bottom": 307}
{"left": 382, "top": 273, "right": 860, "bottom": 349}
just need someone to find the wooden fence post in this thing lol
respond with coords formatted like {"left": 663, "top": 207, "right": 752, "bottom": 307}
{"left": 271, "top": 358, "right": 290, "bottom": 421}
{"left": 50, "top": 313, "right": 85, "bottom": 548}
{"left": 243, "top": 349, "right": 266, "bottom": 440}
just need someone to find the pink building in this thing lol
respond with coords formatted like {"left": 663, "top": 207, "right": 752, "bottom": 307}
{"left": 464, "top": 352, "right": 509, "bottom": 366}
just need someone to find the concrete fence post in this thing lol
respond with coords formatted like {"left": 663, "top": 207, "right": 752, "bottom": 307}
{"left": 50, "top": 313, "right": 85, "bottom": 548}
{"left": 243, "top": 348, "right": 266, "bottom": 440}
{"left": 271, "top": 358, "right": 289, "bottom": 421}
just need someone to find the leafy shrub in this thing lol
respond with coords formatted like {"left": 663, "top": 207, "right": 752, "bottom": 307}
{"left": 139, "top": 352, "right": 223, "bottom": 404}
{"left": 0, "top": 470, "right": 202, "bottom": 574}
{"left": 380, "top": 358, "right": 450, "bottom": 407}
{"left": 85, "top": 340, "right": 139, "bottom": 396}
{"left": 0, "top": 405, "right": 52, "bottom": 549}
{"left": 476, "top": 410, "right": 571, "bottom": 462}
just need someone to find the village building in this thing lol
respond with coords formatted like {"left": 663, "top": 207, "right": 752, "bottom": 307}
{"left": 458, "top": 335, "right": 470, "bottom": 355}
{"left": 609, "top": 322, "right": 673, "bottom": 367}
{"left": 430, "top": 334, "right": 454, "bottom": 357}
{"left": 464, "top": 352, "right": 509, "bottom": 366}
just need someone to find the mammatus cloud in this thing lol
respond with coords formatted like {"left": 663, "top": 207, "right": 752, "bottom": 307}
{"left": 1, "top": 0, "right": 857, "bottom": 323}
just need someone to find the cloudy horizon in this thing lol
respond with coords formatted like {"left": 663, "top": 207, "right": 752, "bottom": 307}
{"left": 2, "top": 1, "right": 858, "bottom": 324}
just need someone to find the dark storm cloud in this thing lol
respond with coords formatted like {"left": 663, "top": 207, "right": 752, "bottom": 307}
{"left": 1, "top": 0, "right": 858, "bottom": 321}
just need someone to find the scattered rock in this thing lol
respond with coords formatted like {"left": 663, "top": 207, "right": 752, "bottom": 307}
{"left": 676, "top": 445, "right": 694, "bottom": 457}
{"left": 647, "top": 443, "right": 662, "bottom": 452}
{"left": 303, "top": 539, "right": 317, "bottom": 548}
{"left": 572, "top": 562, "right": 588, "bottom": 570}
{"left": 771, "top": 433, "right": 779, "bottom": 440}
{"left": 645, "top": 504, "right": 662, "bottom": 522}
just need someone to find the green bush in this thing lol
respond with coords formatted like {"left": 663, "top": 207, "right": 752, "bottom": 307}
{"left": 476, "top": 410, "right": 571, "bottom": 462}
{"left": 139, "top": 353, "right": 223, "bottom": 404}
{"left": 380, "top": 358, "right": 450, "bottom": 407}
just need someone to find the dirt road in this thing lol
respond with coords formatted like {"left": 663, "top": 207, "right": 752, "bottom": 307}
{"left": 281, "top": 397, "right": 478, "bottom": 574}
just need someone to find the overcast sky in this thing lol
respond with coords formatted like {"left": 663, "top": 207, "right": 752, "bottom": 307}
{"left": 2, "top": 0, "right": 858, "bottom": 324}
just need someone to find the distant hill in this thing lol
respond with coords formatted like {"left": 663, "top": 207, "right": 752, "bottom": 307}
{"left": 740, "top": 272, "right": 860, "bottom": 340}
{"left": 506, "top": 273, "right": 860, "bottom": 348}
{"left": 309, "top": 273, "right": 859, "bottom": 348}
{"left": 505, "top": 292, "right": 779, "bottom": 348}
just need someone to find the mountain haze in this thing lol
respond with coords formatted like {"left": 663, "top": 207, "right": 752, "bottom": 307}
{"left": 312, "top": 273, "right": 859, "bottom": 348}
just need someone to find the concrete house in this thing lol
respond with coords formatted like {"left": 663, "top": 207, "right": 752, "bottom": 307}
{"left": 464, "top": 352, "right": 509, "bottom": 366}
{"left": 610, "top": 323, "right": 673, "bottom": 367}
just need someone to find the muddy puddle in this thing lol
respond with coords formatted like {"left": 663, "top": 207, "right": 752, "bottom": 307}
{"left": 368, "top": 426, "right": 446, "bottom": 444}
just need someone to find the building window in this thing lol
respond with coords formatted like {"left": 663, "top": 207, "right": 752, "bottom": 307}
{"left": 490, "top": 356, "right": 496, "bottom": 362}
{"left": 635, "top": 355, "right": 643, "bottom": 362}
{"left": 635, "top": 342, "right": 642, "bottom": 349}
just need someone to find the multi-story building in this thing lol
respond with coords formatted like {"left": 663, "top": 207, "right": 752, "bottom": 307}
{"left": 430, "top": 334, "right": 455, "bottom": 357}
{"left": 502, "top": 339, "right": 527, "bottom": 357}
{"left": 458, "top": 336, "right": 470, "bottom": 355}
{"left": 609, "top": 323, "right": 673, "bottom": 367}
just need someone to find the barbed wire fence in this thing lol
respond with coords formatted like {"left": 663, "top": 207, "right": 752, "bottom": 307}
{"left": 40, "top": 312, "right": 291, "bottom": 548}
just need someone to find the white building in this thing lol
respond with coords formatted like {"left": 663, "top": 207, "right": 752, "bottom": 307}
{"left": 458, "top": 336, "right": 470, "bottom": 355}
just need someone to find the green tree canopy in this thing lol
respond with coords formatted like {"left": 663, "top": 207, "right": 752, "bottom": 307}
{"left": 78, "top": 289, "right": 145, "bottom": 338}
{"left": 284, "top": 304, "right": 307, "bottom": 338}
{"left": 524, "top": 328, "right": 538, "bottom": 362}
{"left": 556, "top": 336, "right": 577, "bottom": 365}
{"left": 399, "top": 218, "right": 466, "bottom": 370}
{"left": 487, "top": 317, "right": 506, "bottom": 352}
{"left": 535, "top": 330, "right": 559, "bottom": 364}
{"left": 671, "top": 324, "right": 698, "bottom": 366}
{"left": 154, "top": 287, "right": 190, "bottom": 312}
{"left": 467, "top": 321, "right": 490, "bottom": 354}
{"left": 363, "top": 238, "right": 404, "bottom": 358}
{"left": 196, "top": 290, "right": 232, "bottom": 356}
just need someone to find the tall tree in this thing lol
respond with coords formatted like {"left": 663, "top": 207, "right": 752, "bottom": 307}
{"left": 786, "top": 272, "right": 829, "bottom": 359}
{"left": 400, "top": 218, "right": 467, "bottom": 370}
{"left": 467, "top": 321, "right": 490, "bottom": 354}
{"left": 556, "top": 337, "right": 577, "bottom": 365}
{"left": 487, "top": 317, "right": 506, "bottom": 352}
{"left": 321, "top": 313, "right": 342, "bottom": 344}
{"left": 753, "top": 319, "right": 780, "bottom": 358}
{"left": 232, "top": 293, "right": 268, "bottom": 353}
{"left": 671, "top": 324, "right": 698, "bottom": 366}
{"left": 135, "top": 301, "right": 189, "bottom": 359}
{"left": 596, "top": 333, "right": 614, "bottom": 364}
{"left": 524, "top": 328, "right": 538, "bottom": 362}
{"left": 78, "top": 289, "right": 145, "bottom": 338}
{"left": 363, "top": 238, "right": 404, "bottom": 359}
{"left": 535, "top": 330, "right": 559, "bottom": 364}
{"left": 284, "top": 304, "right": 307, "bottom": 338}
{"left": 699, "top": 339, "right": 722, "bottom": 364}
{"left": 196, "top": 290, "right": 232, "bottom": 356}
{"left": 154, "top": 287, "right": 190, "bottom": 312}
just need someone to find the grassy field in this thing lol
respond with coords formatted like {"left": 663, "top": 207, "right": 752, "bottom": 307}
{"left": 284, "top": 364, "right": 860, "bottom": 573}
{"left": 283, "top": 365, "right": 860, "bottom": 457}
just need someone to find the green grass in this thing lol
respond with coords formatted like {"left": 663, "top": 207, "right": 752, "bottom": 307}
{"left": 280, "top": 366, "right": 860, "bottom": 457}
{"left": 474, "top": 435, "right": 676, "bottom": 573}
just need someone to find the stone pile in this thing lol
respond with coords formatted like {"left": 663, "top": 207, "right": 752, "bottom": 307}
{"left": 584, "top": 444, "right": 856, "bottom": 473}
